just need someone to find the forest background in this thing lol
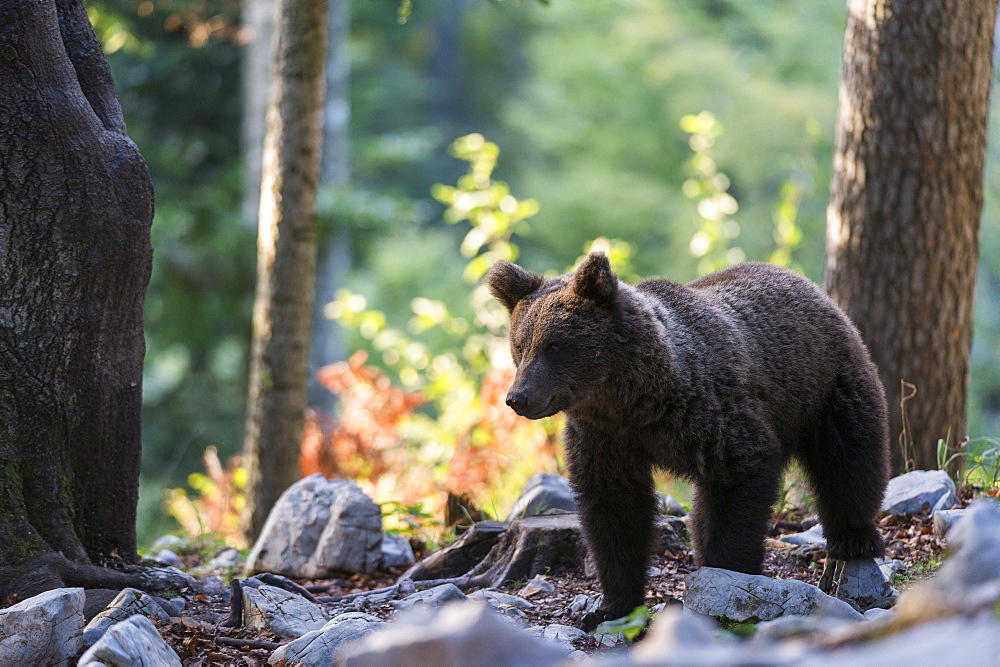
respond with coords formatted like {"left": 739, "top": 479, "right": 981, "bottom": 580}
{"left": 87, "top": 0, "right": 1000, "bottom": 546}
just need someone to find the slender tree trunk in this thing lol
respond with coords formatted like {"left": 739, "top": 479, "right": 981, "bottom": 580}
{"left": 0, "top": 0, "right": 152, "bottom": 571}
{"left": 241, "top": 0, "right": 275, "bottom": 229}
{"left": 826, "top": 0, "right": 996, "bottom": 474}
{"left": 243, "top": 0, "right": 328, "bottom": 539}
{"left": 308, "top": 0, "right": 351, "bottom": 414}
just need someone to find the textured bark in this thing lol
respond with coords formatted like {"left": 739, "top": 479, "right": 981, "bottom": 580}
{"left": 0, "top": 0, "right": 152, "bottom": 570}
{"left": 243, "top": 0, "right": 328, "bottom": 539}
{"left": 826, "top": 0, "right": 996, "bottom": 473}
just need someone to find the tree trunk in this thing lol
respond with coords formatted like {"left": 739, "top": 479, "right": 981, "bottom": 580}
{"left": 241, "top": 0, "right": 276, "bottom": 229}
{"left": 825, "top": 0, "right": 996, "bottom": 474}
{"left": 308, "top": 0, "right": 352, "bottom": 414}
{"left": 243, "top": 0, "right": 328, "bottom": 539}
{"left": 0, "top": 0, "right": 152, "bottom": 577}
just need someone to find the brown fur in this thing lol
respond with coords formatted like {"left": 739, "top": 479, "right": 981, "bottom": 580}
{"left": 487, "top": 252, "right": 889, "bottom": 630}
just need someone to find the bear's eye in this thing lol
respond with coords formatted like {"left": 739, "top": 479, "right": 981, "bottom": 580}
{"left": 513, "top": 343, "right": 523, "bottom": 355}
{"left": 548, "top": 343, "right": 560, "bottom": 353}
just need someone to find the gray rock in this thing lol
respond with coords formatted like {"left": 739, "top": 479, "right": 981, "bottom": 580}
{"left": 150, "top": 535, "right": 190, "bottom": 551}
{"left": 656, "top": 492, "right": 687, "bottom": 516}
{"left": 818, "top": 559, "right": 897, "bottom": 611}
{"left": 78, "top": 614, "right": 181, "bottom": 667}
{"left": 519, "top": 574, "right": 556, "bottom": 596}
{"left": 143, "top": 566, "right": 198, "bottom": 592}
{"left": 468, "top": 589, "right": 536, "bottom": 609}
{"left": 83, "top": 587, "right": 171, "bottom": 647}
{"left": 684, "top": 567, "right": 862, "bottom": 622}
{"left": 932, "top": 508, "right": 967, "bottom": 537}
{"left": 243, "top": 583, "right": 327, "bottom": 637}
{"left": 862, "top": 607, "right": 895, "bottom": 621}
{"left": 150, "top": 549, "right": 183, "bottom": 568}
{"left": 931, "top": 499, "right": 1000, "bottom": 606}
{"left": 508, "top": 473, "right": 577, "bottom": 519}
{"left": 542, "top": 623, "right": 586, "bottom": 650}
{"left": 268, "top": 614, "right": 384, "bottom": 665}
{"left": 380, "top": 532, "right": 416, "bottom": 569}
{"left": 633, "top": 606, "right": 802, "bottom": 664}
{"left": 195, "top": 576, "right": 229, "bottom": 597}
{"left": 803, "top": 612, "right": 1000, "bottom": 666}
{"left": 391, "top": 583, "right": 467, "bottom": 612}
{"left": 882, "top": 469, "right": 958, "bottom": 515}
{"left": 193, "top": 548, "right": 243, "bottom": 577}
{"left": 654, "top": 515, "right": 689, "bottom": 553}
{"left": 570, "top": 593, "right": 602, "bottom": 614}
{"left": 779, "top": 523, "right": 826, "bottom": 547}
{"left": 339, "top": 601, "right": 565, "bottom": 666}
{"left": 0, "top": 587, "right": 85, "bottom": 666}
{"left": 245, "top": 474, "right": 383, "bottom": 577}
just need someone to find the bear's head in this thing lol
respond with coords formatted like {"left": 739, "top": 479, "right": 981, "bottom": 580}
{"left": 486, "top": 252, "right": 621, "bottom": 419}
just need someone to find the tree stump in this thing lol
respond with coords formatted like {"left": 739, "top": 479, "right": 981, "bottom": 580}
{"left": 400, "top": 520, "right": 508, "bottom": 582}
{"left": 465, "top": 514, "right": 588, "bottom": 587}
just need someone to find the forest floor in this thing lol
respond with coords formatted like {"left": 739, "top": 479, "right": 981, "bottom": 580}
{"left": 150, "top": 505, "right": 956, "bottom": 665}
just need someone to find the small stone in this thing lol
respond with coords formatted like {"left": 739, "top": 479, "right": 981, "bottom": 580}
{"left": 78, "top": 614, "right": 180, "bottom": 667}
{"left": 151, "top": 535, "right": 191, "bottom": 551}
{"left": 656, "top": 492, "right": 687, "bottom": 516}
{"left": 194, "top": 576, "right": 229, "bottom": 597}
{"left": 151, "top": 549, "right": 183, "bottom": 568}
{"left": 339, "top": 602, "right": 565, "bottom": 666}
{"left": 882, "top": 470, "right": 958, "bottom": 515}
{"left": 0, "top": 588, "right": 85, "bottom": 666}
{"left": 390, "top": 583, "right": 467, "bottom": 612}
{"left": 818, "top": 559, "right": 898, "bottom": 611}
{"left": 268, "top": 615, "right": 384, "bottom": 665}
{"left": 779, "top": 523, "right": 827, "bottom": 548}
{"left": 542, "top": 623, "right": 586, "bottom": 647}
{"left": 508, "top": 473, "right": 577, "bottom": 519}
{"left": 83, "top": 587, "right": 171, "bottom": 647}
{"left": 242, "top": 584, "right": 327, "bottom": 637}
{"left": 519, "top": 574, "right": 555, "bottom": 597}
{"left": 933, "top": 508, "right": 968, "bottom": 537}
{"left": 380, "top": 532, "right": 416, "bottom": 569}
{"left": 468, "top": 589, "right": 536, "bottom": 609}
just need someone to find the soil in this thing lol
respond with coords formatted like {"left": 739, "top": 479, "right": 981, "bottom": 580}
{"left": 143, "top": 508, "right": 953, "bottom": 664}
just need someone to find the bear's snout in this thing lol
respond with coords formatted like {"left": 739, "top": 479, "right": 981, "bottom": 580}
{"left": 505, "top": 390, "right": 532, "bottom": 416}
{"left": 504, "top": 385, "right": 555, "bottom": 420}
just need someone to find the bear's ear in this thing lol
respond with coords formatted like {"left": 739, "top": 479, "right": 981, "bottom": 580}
{"left": 572, "top": 252, "right": 617, "bottom": 304}
{"left": 487, "top": 260, "right": 544, "bottom": 312}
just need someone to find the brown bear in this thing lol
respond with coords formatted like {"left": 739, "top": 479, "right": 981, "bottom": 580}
{"left": 487, "top": 252, "right": 889, "bottom": 631}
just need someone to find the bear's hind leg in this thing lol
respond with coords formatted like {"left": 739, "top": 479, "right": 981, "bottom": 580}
{"left": 798, "top": 376, "right": 889, "bottom": 560}
{"left": 688, "top": 463, "right": 783, "bottom": 575}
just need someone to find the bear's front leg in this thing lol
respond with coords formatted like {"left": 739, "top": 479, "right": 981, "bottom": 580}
{"left": 565, "top": 422, "right": 657, "bottom": 632}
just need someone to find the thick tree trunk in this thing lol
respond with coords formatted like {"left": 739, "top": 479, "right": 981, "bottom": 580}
{"left": 0, "top": 0, "right": 152, "bottom": 572}
{"left": 826, "top": 0, "right": 996, "bottom": 474}
{"left": 243, "top": 0, "right": 328, "bottom": 539}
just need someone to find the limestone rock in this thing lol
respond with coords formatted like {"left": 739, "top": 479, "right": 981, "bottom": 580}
{"left": 268, "top": 614, "right": 384, "bottom": 666}
{"left": 882, "top": 470, "right": 958, "bottom": 515}
{"left": 508, "top": 473, "right": 576, "bottom": 519}
{"left": 818, "top": 559, "right": 897, "bottom": 611}
{"left": 380, "top": 532, "right": 416, "bottom": 569}
{"left": 83, "top": 587, "right": 171, "bottom": 647}
{"left": 0, "top": 587, "right": 85, "bottom": 666}
{"left": 684, "top": 567, "right": 862, "bottom": 623}
{"left": 542, "top": 623, "right": 586, "bottom": 650}
{"left": 242, "top": 583, "right": 328, "bottom": 637}
{"left": 339, "top": 601, "right": 565, "bottom": 666}
{"left": 245, "top": 474, "right": 382, "bottom": 578}
{"left": 390, "top": 583, "right": 467, "bottom": 612}
{"left": 930, "top": 499, "right": 1000, "bottom": 607}
{"left": 468, "top": 589, "right": 536, "bottom": 610}
{"left": 654, "top": 515, "right": 688, "bottom": 553}
{"left": 656, "top": 492, "right": 687, "bottom": 516}
{"left": 78, "top": 614, "right": 180, "bottom": 667}
{"left": 150, "top": 549, "right": 183, "bottom": 568}
{"left": 932, "top": 508, "right": 967, "bottom": 537}
{"left": 779, "top": 523, "right": 826, "bottom": 548}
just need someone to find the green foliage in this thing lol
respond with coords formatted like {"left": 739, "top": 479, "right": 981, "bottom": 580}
{"left": 891, "top": 553, "right": 943, "bottom": 590}
{"left": 593, "top": 605, "right": 652, "bottom": 642}
{"left": 938, "top": 436, "right": 1000, "bottom": 494}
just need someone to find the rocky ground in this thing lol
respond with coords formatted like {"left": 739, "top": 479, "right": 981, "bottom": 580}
{"left": 151, "top": 508, "right": 951, "bottom": 664}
